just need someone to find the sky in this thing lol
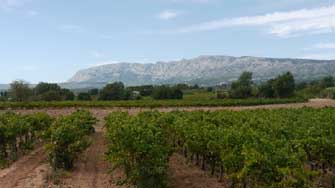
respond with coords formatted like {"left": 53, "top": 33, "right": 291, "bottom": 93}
{"left": 1, "top": 0, "right": 335, "bottom": 83}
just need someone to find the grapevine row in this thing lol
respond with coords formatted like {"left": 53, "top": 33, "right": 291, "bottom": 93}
{"left": 44, "top": 110, "right": 97, "bottom": 171}
{"left": 106, "top": 108, "right": 335, "bottom": 188}
{"left": 0, "top": 112, "right": 53, "bottom": 167}
{"left": 105, "top": 112, "right": 172, "bottom": 188}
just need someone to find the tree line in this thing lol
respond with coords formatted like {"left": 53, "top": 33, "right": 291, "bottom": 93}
{"left": 223, "top": 71, "right": 335, "bottom": 99}
{"left": 0, "top": 81, "right": 184, "bottom": 102}
{"left": 1, "top": 72, "right": 334, "bottom": 102}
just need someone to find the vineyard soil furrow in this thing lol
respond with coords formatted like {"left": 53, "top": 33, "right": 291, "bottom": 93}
{"left": 168, "top": 154, "right": 225, "bottom": 188}
{"left": 58, "top": 124, "right": 122, "bottom": 188}
{"left": 0, "top": 146, "right": 47, "bottom": 188}
{"left": 0, "top": 99, "right": 334, "bottom": 117}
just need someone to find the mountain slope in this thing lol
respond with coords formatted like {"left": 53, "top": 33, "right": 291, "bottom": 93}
{"left": 68, "top": 56, "right": 335, "bottom": 87}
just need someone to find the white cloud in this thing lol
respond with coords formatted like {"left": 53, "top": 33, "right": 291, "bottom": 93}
{"left": 299, "top": 53, "right": 335, "bottom": 60}
{"left": 176, "top": 6, "right": 335, "bottom": 37}
{"left": 90, "top": 60, "right": 120, "bottom": 67}
{"left": 314, "top": 43, "right": 335, "bottom": 49}
{"left": 158, "top": 10, "right": 180, "bottom": 20}
{"left": 0, "top": 0, "right": 30, "bottom": 10}
{"left": 90, "top": 58, "right": 153, "bottom": 67}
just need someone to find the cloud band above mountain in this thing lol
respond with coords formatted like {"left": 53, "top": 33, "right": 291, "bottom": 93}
{"left": 176, "top": 6, "right": 335, "bottom": 37}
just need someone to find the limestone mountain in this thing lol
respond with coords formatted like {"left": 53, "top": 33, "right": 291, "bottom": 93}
{"left": 67, "top": 56, "right": 335, "bottom": 87}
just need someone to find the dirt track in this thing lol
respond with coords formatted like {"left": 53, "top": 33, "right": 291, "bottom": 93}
{"left": 0, "top": 99, "right": 334, "bottom": 188}
{"left": 0, "top": 146, "right": 48, "bottom": 188}
{"left": 3, "top": 99, "right": 335, "bottom": 117}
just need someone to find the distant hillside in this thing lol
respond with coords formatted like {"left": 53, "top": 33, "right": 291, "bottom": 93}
{"left": 67, "top": 55, "right": 335, "bottom": 88}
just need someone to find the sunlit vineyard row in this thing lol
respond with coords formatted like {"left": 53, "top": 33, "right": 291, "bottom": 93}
{"left": 105, "top": 108, "right": 335, "bottom": 188}
{"left": 0, "top": 110, "right": 96, "bottom": 172}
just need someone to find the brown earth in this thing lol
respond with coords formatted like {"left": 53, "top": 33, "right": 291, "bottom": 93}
{"left": 0, "top": 98, "right": 334, "bottom": 188}
{"left": 0, "top": 146, "right": 48, "bottom": 188}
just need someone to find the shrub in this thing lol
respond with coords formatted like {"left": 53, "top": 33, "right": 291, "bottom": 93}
{"left": 77, "top": 93, "right": 92, "bottom": 101}
{"left": 152, "top": 86, "right": 183, "bottom": 100}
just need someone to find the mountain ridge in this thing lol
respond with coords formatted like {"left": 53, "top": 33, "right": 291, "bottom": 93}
{"left": 67, "top": 55, "right": 335, "bottom": 88}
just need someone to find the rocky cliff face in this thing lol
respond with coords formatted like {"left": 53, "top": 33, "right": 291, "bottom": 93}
{"left": 68, "top": 56, "right": 335, "bottom": 86}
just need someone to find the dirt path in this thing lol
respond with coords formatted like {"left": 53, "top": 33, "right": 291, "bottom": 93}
{"left": 3, "top": 99, "right": 335, "bottom": 116}
{"left": 0, "top": 146, "right": 48, "bottom": 188}
{"left": 168, "top": 154, "right": 224, "bottom": 188}
{"left": 57, "top": 119, "right": 125, "bottom": 188}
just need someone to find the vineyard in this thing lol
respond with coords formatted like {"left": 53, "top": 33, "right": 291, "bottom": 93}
{"left": 0, "top": 112, "right": 53, "bottom": 168}
{"left": 105, "top": 108, "right": 335, "bottom": 188}
{"left": 2, "top": 102, "right": 335, "bottom": 188}
{"left": 0, "top": 98, "right": 305, "bottom": 109}
{"left": 44, "top": 110, "right": 97, "bottom": 171}
{"left": 0, "top": 110, "right": 96, "bottom": 173}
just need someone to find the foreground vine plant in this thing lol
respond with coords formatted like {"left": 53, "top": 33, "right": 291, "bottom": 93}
{"left": 44, "top": 110, "right": 97, "bottom": 171}
{"left": 105, "top": 112, "right": 172, "bottom": 188}
{"left": 0, "top": 112, "right": 53, "bottom": 168}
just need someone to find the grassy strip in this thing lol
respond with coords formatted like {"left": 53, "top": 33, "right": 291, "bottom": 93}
{"left": 0, "top": 98, "right": 306, "bottom": 109}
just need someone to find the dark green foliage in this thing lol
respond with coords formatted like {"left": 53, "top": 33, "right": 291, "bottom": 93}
{"left": 45, "top": 110, "right": 96, "bottom": 171}
{"left": 257, "top": 72, "right": 296, "bottom": 98}
{"left": 258, "top": 80, "right": 275, "bottom": 98}
{"left": 77, "top": 92, "right": 92, "bottom": 101}
{"left": 320, "top": 76, "right": 335, "bottom": 88}
{"left": 229, "top": 72, "right": 253, "bottom": 99}
{"left": 128, "top": 85, "right": 154, "bottom": 96}
{"left": 40, "top": 90, "right": 62, "bottom": 101}
{"left": 107, "top": 108, "right": 335, "bottom": 188}
{"left": 206, "top": 87, "right": 214, "bottom": 92}
{"left": 61, "top": 89, "right": 75, "bottom": 101}
{"left": 34, "top": 83, "right": 61, "bottom": 96}
{"left": 98, "top": 82, "right": 131, "bottom": 100}
{"left": 9, "top": 80, "right": 32, "bottom": 102}
{"left": 33, "top": 82, "right": 75, "bottom": 101}
{"left": 294, "top": 76, "right": 335, "bottom": 99}
{"left": 88, "top": 88, "right": 99, "bottom": 96}
{"left": 0, "top": 91, "right": 8, "bottom": 101}
{"left": 151, "top": 86, "right": 183, "bottom": 100}
{"left": 0, "top": 98, "right": 305, "bottom": 109}
{"left": 272, "top": 72, "right": 295, "bottom": 98}
{"left": 105, "top": 112, "right": 171, "bottom": 188}
{"left": 0, "top": 112, "right": 53, "bottom": 168}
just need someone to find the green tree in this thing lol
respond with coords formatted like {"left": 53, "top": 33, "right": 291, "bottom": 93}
{"left": 33, "top": 82, "right": 74, "bottom": 101}
{"left": 258, "top": 79, "right": 275, "bottom": 98}
{"left": 320, "top": 76, "right": 335, "bottom": 88}
{"left": 77, "top": 92, "right": 92, "bottom": 101}
{"left": 88, "top": 88, "right": 99, "bottom": 96}
{"left": 273, "top": 72, "right": 295, "bottom": 98}
{"left": 152, "top": 86, "right": 183, "bottom": 100}
{"left": 9, "top": 80, "right": 32, "bottom": 101}
{"left": 34, "top": 82, "right": 61, "bottom": 96}
{"left": 99, "top": 82, "right": 129, "bottom": 100}
{"left": 229, "top": 72, "right": 253, "bottom": 99}
{"left": 61, "top": 89, "right": 75, "bottom": 101}
{"left": 40, "top": 90, "right": 62, "bottom": 101}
